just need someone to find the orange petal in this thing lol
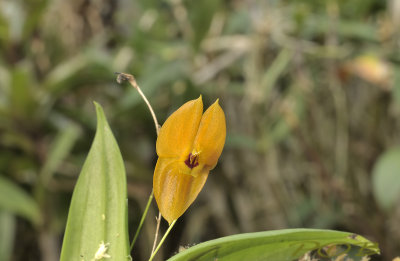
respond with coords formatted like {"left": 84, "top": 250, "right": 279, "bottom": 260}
{"left": 193, "top": 99, "right": 226, "bottom": 169}
{"left": 156, "top": 96, "right": 203, "bottom": 158}
{"left": 153, "top": 157, "right": 209, "bottom": 224}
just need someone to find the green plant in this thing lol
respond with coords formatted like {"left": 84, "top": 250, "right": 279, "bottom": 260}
{"left": 59, "top": 74, "right": 379, "bottom": 261}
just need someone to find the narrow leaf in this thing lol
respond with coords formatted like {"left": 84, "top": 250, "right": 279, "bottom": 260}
{"left": 39, "top": 124, "right": 81, "bottom": 186}
{"left": 0, "top": 211, "right": 16, "bottom": 261}
{"left": 372, "top": 148, "right": 400, "bottom": 210}
{"left": 60, "top": 102, "right": 129, "bottom": 261}
{"left": 0, "top": 175, "right": 41, "bottom": 225}
{"left": 167, "top": 229, "right": 379, "bottom": 261}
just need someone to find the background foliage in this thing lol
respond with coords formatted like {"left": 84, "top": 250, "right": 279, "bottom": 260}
{"left": 0, "top": 0, "right": 400, "bottom": 260}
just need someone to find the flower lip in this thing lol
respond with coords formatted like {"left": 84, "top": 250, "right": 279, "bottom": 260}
{"left": 184, "top": 153, "right": 199, "bottom": 169}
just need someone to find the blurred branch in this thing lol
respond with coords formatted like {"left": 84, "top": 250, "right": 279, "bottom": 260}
{"left": 192, "top": 50, "right": 247, "bottom": 85}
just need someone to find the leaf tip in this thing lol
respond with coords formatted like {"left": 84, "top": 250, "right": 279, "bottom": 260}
{"left": 93, "top": 101, "right": 102, "bottom": 112}
{"left": 93, "top": 101, "right": 107, "bottom": 126}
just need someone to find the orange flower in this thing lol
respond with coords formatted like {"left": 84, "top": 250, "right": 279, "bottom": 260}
{"left": 153, "top": 96, "right": 226, "bottom": 224}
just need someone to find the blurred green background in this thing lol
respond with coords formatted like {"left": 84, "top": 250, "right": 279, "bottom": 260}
{"left": 1, "top": 0, "right": 400, "bottom": 260}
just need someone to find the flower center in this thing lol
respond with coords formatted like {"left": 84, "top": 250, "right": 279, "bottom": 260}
{"left": 184, "top": 152, "right": 199, "bottom": 169}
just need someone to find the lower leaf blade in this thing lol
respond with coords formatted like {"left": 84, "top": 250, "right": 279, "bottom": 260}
{"left": 167, "top": 229, "right": 379, "bottom": 261}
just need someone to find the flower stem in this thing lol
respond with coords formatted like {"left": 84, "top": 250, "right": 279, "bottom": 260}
{"left": 130, "top": 190, "right": 154, "bottom": 251}
{"left": 151, "top": 212, "right": 162, "bottom": 254}
{"left": 115, "top": 72, "right": 162, "bottom": 252}
{"left": 148, "top": 220, "right": 177, "bottom": 261}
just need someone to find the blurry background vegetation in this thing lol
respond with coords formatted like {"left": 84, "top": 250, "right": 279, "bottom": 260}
{"left": 0, "top": 0, "right": 400, "bottom": 260}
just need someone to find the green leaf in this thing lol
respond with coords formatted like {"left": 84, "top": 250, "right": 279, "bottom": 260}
{"left": 60, "top": 102, "right": 129, "bottom": 261}
{"left": 261, "top": 48, "right": 293, "bottom": 100}
{"left": 39, "top": 123, "right": 81, "bottom": 186}
{"left": 372, "top": 148, "right": 400, "bottom": 210}
{"left": 0, "top": 211, "right": 16, "bottom": 261}
{"left": 0, "top": 175, "right": 41, "bottom": 225}
{"left": 167, "top": 229, "right": 379, "bottom": 261}
{"left": 392, "top": 67, "right": 400, "bottom": 108}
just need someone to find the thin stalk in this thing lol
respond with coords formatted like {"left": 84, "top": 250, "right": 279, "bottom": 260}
{"left": 151, "top": 212, "right": 162, "bottom": 254}
{"left": 130, "top": 190, "right": 154, "bottom": 251}
{"left": 115, "top": 72, "right": 162, "bottom": 252}
{"left": 115, "top": 73, "right": 160, "bottom": 135}
{"left": 148, "top": 220, "right": 177, "bottom": 261}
